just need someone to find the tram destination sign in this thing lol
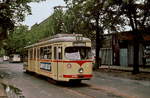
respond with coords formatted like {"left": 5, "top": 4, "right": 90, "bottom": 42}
{"left": 73, "top": 42, "right": 86, "bottom": 46}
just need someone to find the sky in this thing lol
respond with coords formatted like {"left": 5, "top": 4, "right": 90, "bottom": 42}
{"left": 22, "top": 0, "right": 66, "bottom": 27}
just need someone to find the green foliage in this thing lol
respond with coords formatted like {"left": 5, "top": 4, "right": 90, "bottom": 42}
{"left": 4, "top": 25, "right": 29, "bottom": 55}
{"left": 3, "top": 8, "right": 64, "bottom": 55}
{"left": 64, "top": 0, "right": 95, "bottom": 39}
{"left": 0, "top": 0, "right": 46, "bottom": 40}
{"left": 64, "top": 0, "right": 150, "bottom": 71}
{"left": 105, "top": 0, "right": 150, "bottom": 31}
{"left": 64, "top": 0, "right": 150, "bottom": 36}
{"left": 64, "top": 0, "right": 117, "bottom": 39}
{"left": 27, "top": 16, "right": 55, "bottom": 45}
{"left": 0, "top": 48, "right": 5, "bottom": 57}
{"left": 51, "top": 9, "right": 64, "bottom": 34}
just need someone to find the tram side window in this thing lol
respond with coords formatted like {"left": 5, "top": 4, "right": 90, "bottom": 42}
{"left": 54, "top": 47, "right": 57, "bottom": 59}
{"left": 30, "top": 49, "right": 33, "bottom": 59}
{"left": 37, "top": 48, "right": 40, "bottom": 59}
{"left": 54, "top": 47, "right": 62, "bottom": 59}
{"left": 34, "top": 48, "right": 36, "bottom": 59}
{"left": 58, "top": 47, "right": 62, "bottom": 59}
{"left": 47, "top": 46, "right": 52, "bottom": 59}
{"left": 40, "top": 46, "right": 52, "bottom": 59}
{"left": 43, "top": 47, "right": 47, "bottom": 59}
{"left": 40, "top": 47, "right": 44, "bottom": 59}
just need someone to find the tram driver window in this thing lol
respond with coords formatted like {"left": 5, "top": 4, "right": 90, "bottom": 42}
{"left": 65, "top": 47, "right": 91, "bottom": 60}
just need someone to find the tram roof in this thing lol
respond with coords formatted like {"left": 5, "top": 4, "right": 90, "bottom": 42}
{"left": 25, "top": 34, "right": 91, "bottom": 48}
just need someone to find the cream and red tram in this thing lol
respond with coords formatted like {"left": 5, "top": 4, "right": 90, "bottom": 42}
{"left": 24, "top": 34, "right": 93, "bottom": 82}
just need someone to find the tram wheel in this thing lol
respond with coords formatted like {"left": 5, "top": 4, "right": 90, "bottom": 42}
{"left": 24, "top": 70, "right": 31, "bottom": 74}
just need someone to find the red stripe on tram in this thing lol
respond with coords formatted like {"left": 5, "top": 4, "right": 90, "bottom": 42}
{"left": 53, "top": 60, "right": 93, "bottom": 67}
{"left": 38, "top": 59, "right": 93, "bottom": 66}
{"left": 63, "top": 74, "right": 93, "bottom": 78}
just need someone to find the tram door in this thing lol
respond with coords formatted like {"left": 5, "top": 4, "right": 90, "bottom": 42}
{"left": 54, "top": 46, "right": 63, "bottom": 80}
{"left": 33, "top": 48, "right": 36, "bottom": 72}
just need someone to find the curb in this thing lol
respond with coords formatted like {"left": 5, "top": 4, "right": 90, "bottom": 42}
{"left": 99, "top": 66, "right": 150, "bottom": 73}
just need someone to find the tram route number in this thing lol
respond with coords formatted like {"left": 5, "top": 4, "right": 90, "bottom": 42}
{"left": 40, "top": 62, "right": 51, "bottom": 71}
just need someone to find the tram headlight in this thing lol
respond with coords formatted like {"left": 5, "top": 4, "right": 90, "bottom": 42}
{"left": 67, "top": 64, "right": 72, "bottom": 68}
{"left": 78, "top": 68, "right": 84, "bottom": 73}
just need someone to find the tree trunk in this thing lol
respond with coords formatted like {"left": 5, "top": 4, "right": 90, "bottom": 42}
{"left": 95, "top": 16, "right": 101, "bottom": 69}
{"left": 95, "top": 28, "right": 100, "bottom": 69}
{"left": 132, "top": 31, "right": 140, "bottom": 74}
{"left": 0, "top": 27, "right": 7, "bottom": 40}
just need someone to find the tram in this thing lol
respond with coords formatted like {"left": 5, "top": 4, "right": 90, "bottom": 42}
{"left": 23, "top": 34, "right": 93, "bottom": 82}
{"left": 9, "top": 54, "right": 21, "bottom": 63}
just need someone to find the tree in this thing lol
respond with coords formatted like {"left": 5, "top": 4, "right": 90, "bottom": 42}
{"left": 26, "top": 15, "right": 55, "bottom": 45}
{"left": 106, "top": 0, "right": 150, "bottom": 74}
{"left": 4, "top": 25, "right": 29, "bottom": 56}
{"left": 64, "top": 0, "right": 120, "bottom": 69}
{"left": 52, "top": 7, "right": 65, "bottom": 34}
{"left": 0, "top": 0, "right": 45, "bottom": 40}
{"left": 64, "top": 0, "right": 150, "bottom": 73}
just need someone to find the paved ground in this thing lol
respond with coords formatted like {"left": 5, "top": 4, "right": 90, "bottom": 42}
{"left": 100, "top": 65, "right": 150, "bottom": 73}
{"left": 0, "top": 62, "right": 150, "bottom": 98}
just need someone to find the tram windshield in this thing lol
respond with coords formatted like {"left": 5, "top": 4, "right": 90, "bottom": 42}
{"left": 65, "top": 47, "right": 92, "bottom": 60}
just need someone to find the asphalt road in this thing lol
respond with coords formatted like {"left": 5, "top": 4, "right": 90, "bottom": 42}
{"left": 0, "top": 62, "right": 150, "bottom": 98}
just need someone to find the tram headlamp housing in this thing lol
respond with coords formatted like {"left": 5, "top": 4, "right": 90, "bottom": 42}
{"left": 78, "top": 68, "right": 84, "bottom": 73}
{"left": 67, "top": 64, "right": 72, "bottom": 68}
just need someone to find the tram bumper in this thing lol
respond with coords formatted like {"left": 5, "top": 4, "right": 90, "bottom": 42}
{"left": 63, "top": 74, "right": 92, "bottom": 79}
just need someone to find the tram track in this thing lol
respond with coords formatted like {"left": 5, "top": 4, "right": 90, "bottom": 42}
{"left": 59, "top": 82, "right": 138, "bottom": 98}
{"left": 62, "top": 87, "right": 95, "bottom": 98}
{"left": 25, "top": 72, "right": 138, "bottom": 98}
{"left": 88, "top": 84, "right": 138, "bottom": 98}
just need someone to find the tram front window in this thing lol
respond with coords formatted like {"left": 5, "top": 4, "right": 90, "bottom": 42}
{"left": 65, "top": 47, "right": 91, "bottom": 60}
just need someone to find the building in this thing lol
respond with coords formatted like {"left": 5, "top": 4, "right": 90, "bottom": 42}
{"left": 100, "top": 31, "right": 150, "bottom": 67}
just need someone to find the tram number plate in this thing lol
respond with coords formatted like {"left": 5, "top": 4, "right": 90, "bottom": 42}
{"left": 78, "top": 75, "right": 84, "bottom": 78}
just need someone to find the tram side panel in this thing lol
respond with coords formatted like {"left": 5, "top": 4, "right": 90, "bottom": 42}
{"left": 27, "top": 49, "right": 33, "bottom": 72}
{"left": 37, "top": 60, "right": 53, "bottom": 78}
{"left": 54, "top": 61, "right": 64, "bottom": 81}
